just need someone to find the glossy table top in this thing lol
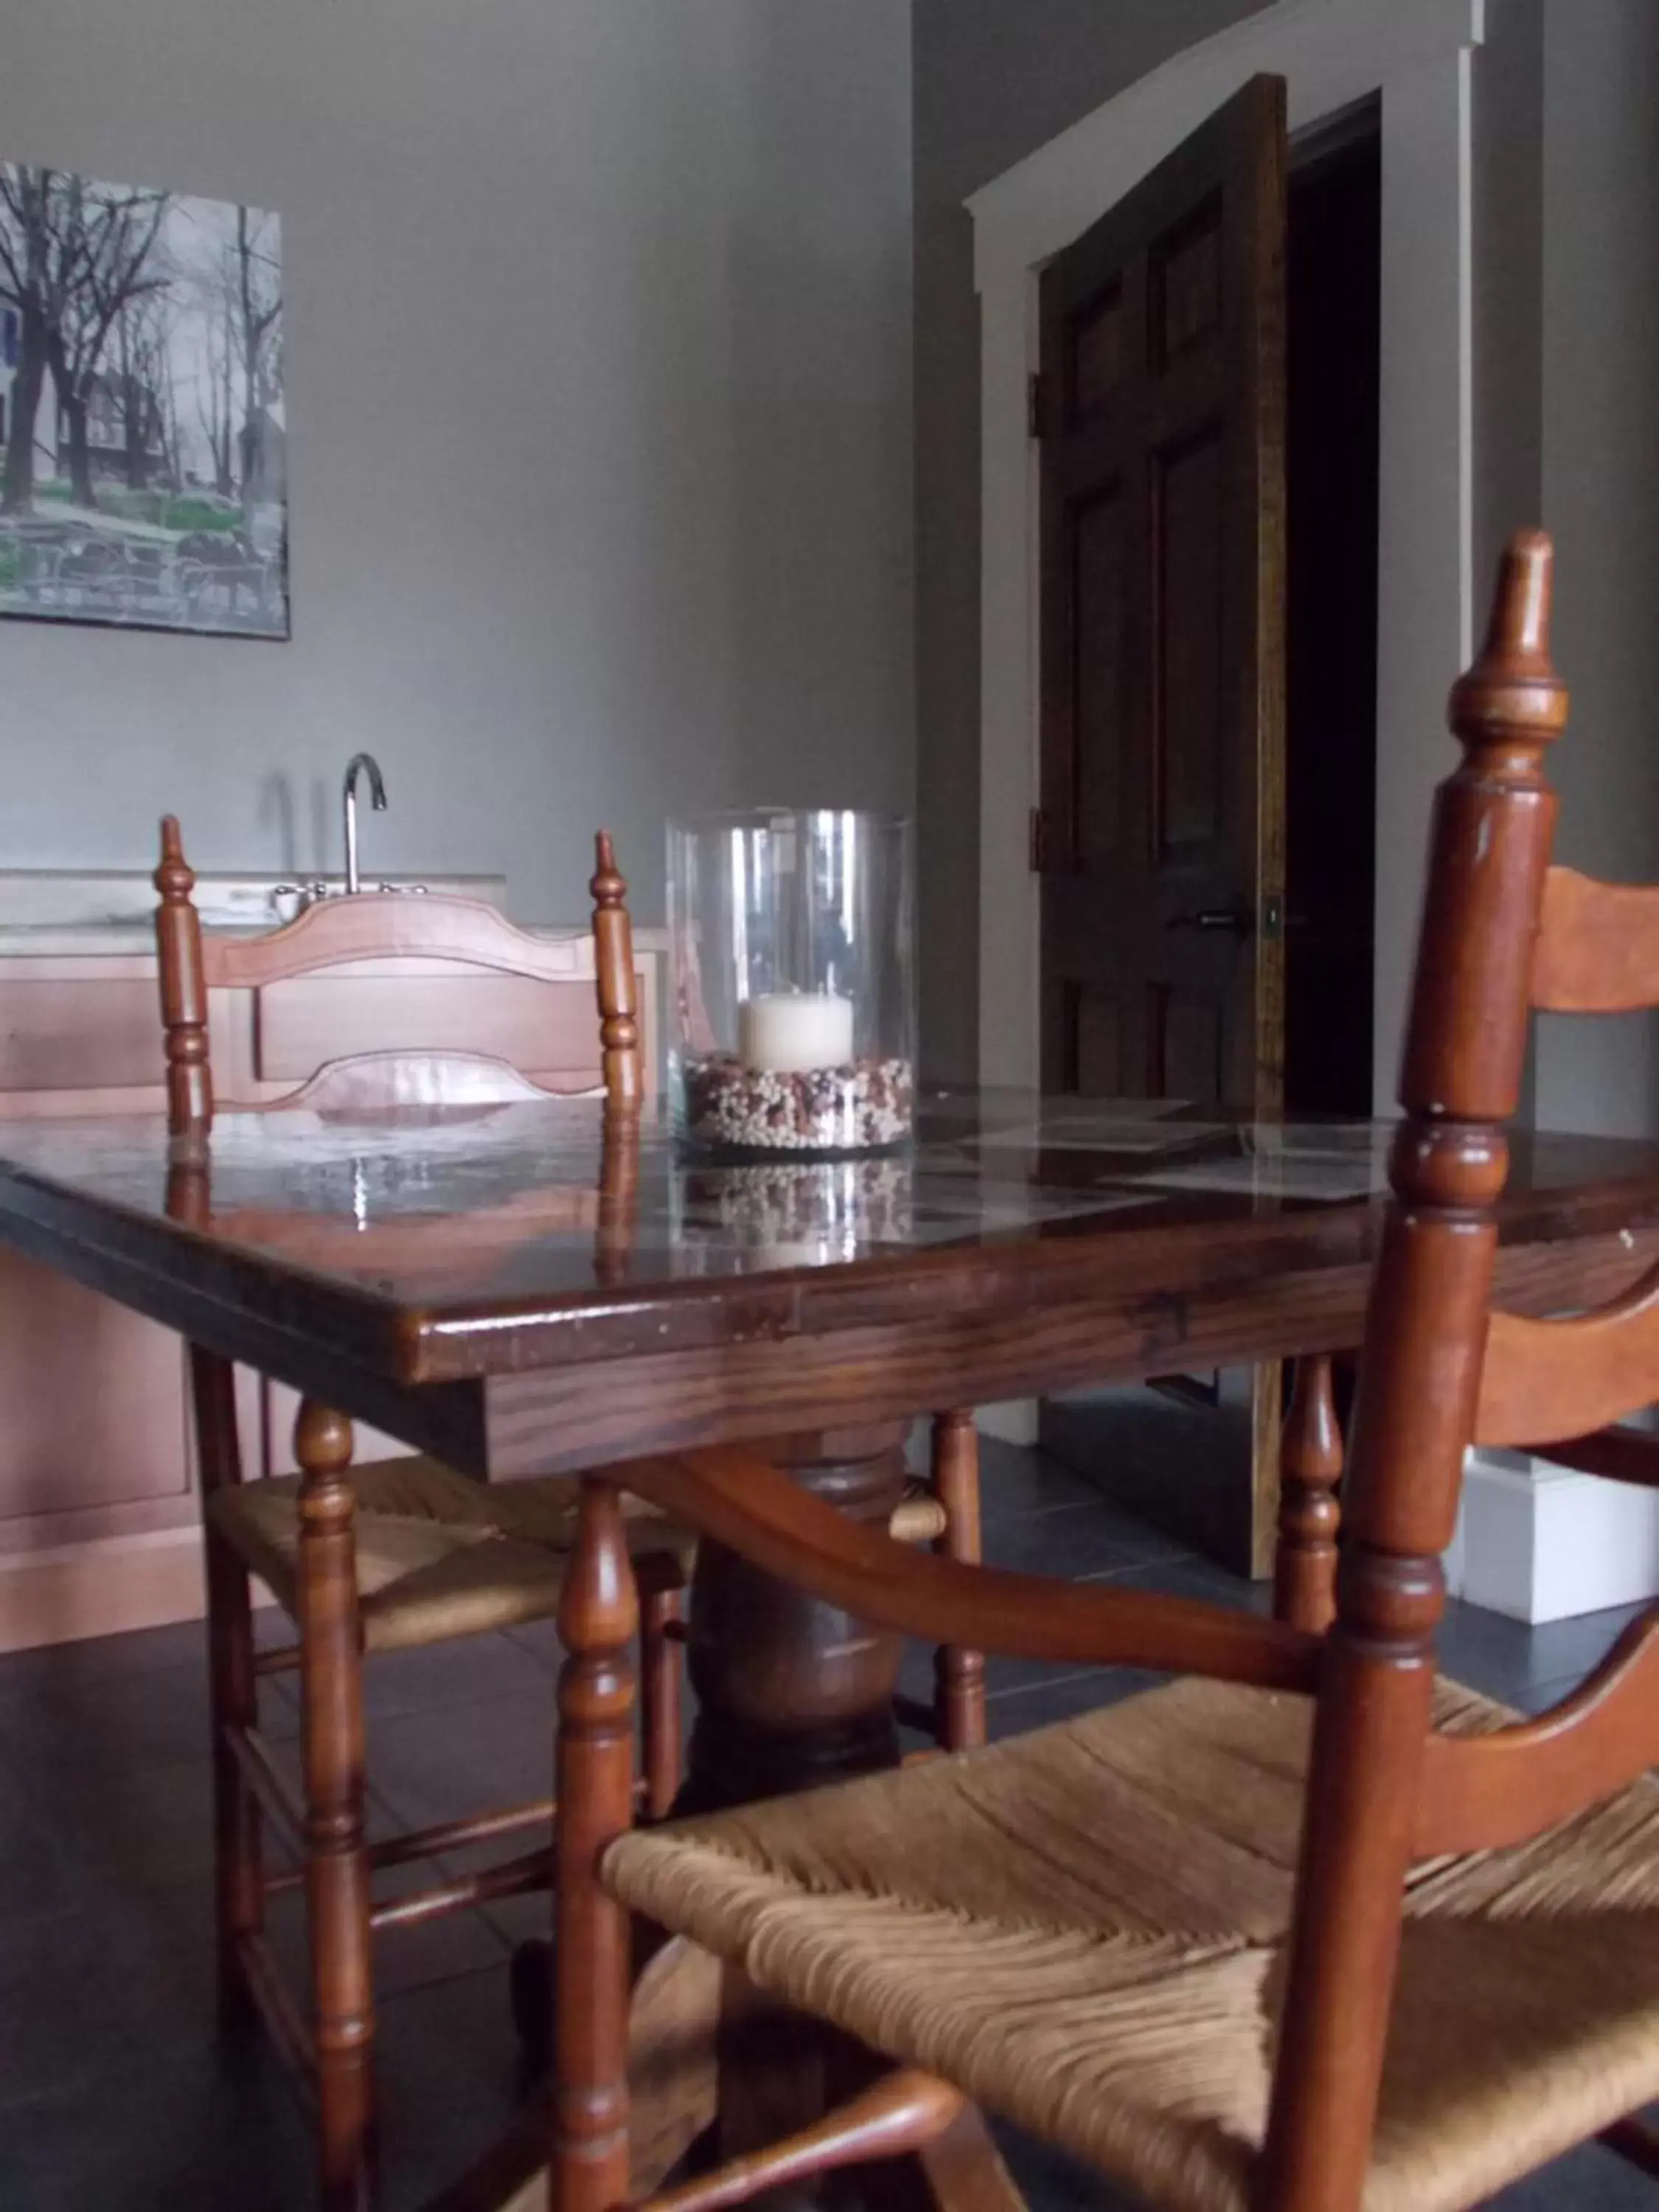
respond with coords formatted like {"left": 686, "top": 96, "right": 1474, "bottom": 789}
{"left": 2, "top": 1093, "right": 1659, "bottom": 1391}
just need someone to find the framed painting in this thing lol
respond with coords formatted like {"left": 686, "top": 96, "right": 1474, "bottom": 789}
{"left": 0, "top": 164, "right": 287, "bottom": 639}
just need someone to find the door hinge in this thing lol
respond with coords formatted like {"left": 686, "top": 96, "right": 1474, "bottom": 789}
{"left": 1029, "top": 805, "right": 1054, "bottom": 874}
{"left": 1027, "top": 370, "right": 1050, "bottom": 440}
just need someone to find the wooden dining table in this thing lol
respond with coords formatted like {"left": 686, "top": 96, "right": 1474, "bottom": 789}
{"left": 5, "top": 1088, "right": 1659, "bottom": 2208}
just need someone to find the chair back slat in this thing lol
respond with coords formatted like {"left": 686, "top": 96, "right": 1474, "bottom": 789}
{"left": 154, "top": 825, "right": 644, "bottom": 1129}
{"left": 1475, "top": 1268, "right": 1659, "bottom": 1447}
{"left": 1415, "top": 1607, "right": 1659, "bottom": 1857}
{"left": 278, "top": 1048, "right": 563, "bottom": 1114}
{"left": 1532, "top": 866, "right": 1659, "bottom": 1012}
{"left": 201, "top": 888, "right": 589, "bottom": 992}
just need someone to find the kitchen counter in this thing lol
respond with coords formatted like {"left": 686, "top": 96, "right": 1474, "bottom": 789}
{"left": 0, "top": 864, "right": 509, "bottom": 953}
{"left": 0, "top": 867, "right": 665, "bottom": 956}
{"left": 0, "top": 918, "right": 622, "bottom": 957}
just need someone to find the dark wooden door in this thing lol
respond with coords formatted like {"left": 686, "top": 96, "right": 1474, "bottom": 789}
{"left": 1034, "top": 76, "right": 1289, "bottom": 1577}
{"left": 1037, "top": 72, "right": 1287, "bottom": 1109}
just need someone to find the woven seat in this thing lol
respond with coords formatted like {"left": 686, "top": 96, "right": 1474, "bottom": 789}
{"left": 211, "top": 1455, "right": 695, "bottom": 1652}
{"left": 604, "top": 1674, "right": 1659, "bottom": 2212}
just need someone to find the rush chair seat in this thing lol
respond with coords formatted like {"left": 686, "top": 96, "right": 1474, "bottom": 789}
{"left": 549, "top": 533, "right": 1659, "bottom": 2212}
{"left": 212, "top": 1452, "right": 939, "bottom": 1655}
{"left": 605, "top": 1668, "right": 1659, "bottom": 2212}
{"left": 209, "top": 1455, "right": 694, "bottom": 1653}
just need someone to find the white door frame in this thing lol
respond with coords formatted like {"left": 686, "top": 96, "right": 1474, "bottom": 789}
{"left": 969, "top": 0, "right": 1486, "bottom": 1110}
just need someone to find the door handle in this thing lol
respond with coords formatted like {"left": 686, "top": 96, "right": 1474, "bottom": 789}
{"left": 1169, "top": 905, "right": 1253, "bottom": 936}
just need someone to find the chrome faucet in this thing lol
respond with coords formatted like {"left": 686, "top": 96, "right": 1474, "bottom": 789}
{"left": 342, "top": 753, "right": 387, "bottom": 895}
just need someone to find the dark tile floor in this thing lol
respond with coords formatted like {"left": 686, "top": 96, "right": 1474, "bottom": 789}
{"left": 0, "top": 1437, "right": 1648, "bottom": 2208}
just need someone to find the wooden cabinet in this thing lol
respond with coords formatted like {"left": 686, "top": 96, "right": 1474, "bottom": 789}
{"left": 0, "top": 930, "right": 661, "bottom": 1650}
{"left": 0, "top": 956, "right": 170, "bottom": 1117}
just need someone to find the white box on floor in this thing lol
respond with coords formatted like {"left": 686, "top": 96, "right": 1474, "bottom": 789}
{"left": 1454, "top": 1450, "right": 1659, "bottom": 1624}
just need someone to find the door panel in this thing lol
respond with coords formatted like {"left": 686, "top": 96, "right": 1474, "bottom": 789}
{"left": 1071, "top": 286, "right": 1125, "bottom": 415}
{"left": 1067, "top": 983, "right": 1130, "bottom": 1097}
{"left": 1155, "top": 428, "right": 1227, "bottom": 860}
{"left": 1154, "top": 987, "right": 1227, "bottom": 1102}
{"left": 1072, "top": 487, "right": 1129, "bottom": 869}
{"left": 1035, "top": 74, "right": 1288, "bottom": 1576}
{"left": 1155, "top": 199, "right": 1223, "bottom": 361}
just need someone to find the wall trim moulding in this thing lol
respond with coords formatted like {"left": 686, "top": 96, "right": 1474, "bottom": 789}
{"left": 0, "top": 1526, "right": 206, "bottom": 1654}
{"left": 969, "top": 0, "right": 1486, "bottom": 1107}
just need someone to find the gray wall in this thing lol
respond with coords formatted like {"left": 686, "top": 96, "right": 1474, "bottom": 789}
{"left": 1532, "top": 0, "right": 1659, "bottom": 1135}
{"left": 1, "top": 0, "right": 914, "bottom": 925}
{"left": 1472, "top": 0, "right": 1545, "bottom": 1124}
{"left": 911, "top": 0, "right": 1270, "bottom": 1080}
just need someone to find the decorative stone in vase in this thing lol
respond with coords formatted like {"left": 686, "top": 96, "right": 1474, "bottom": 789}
{"left": 667, "top": 809, "right": 916, "bottom": 1159}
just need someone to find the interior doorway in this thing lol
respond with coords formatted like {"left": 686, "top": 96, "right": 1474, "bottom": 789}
{"left": 1037, "top": 96, "right": 1382, "bottom": 1577}
{"left": 1284, "top": 101, "right": 1380, "bottom": 1119}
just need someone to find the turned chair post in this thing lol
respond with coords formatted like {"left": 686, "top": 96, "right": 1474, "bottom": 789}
{"left": 1273, "top": 1355, "right": 1343, "bottom": 1633}
{"left": 154, "top": 815, "right": 213, "bottom": 1133}
{"left": 1262, "top": 533, "right": 1568, "bottom": 2212}
{"left": 554, "top": 1478, "right": 641, "bottom": 2212}
{"left": 294, "top": 1397, "right": 376, "bottom": 2212}
{"left": 595, "top": 1093, "right": 641, "bottom": 1289}
{"left": 930, "top": 1411, "right": 987, "bottom": 1749}
{"left": 196, "top": 1349, "right": 265, "bottom": 2023}
{"left": 639, "top": 1566, "right": 686, "bottom": 1822}
{"left": 591, "top": 830, "right": 643, "bottom": 1116}
{"left": 156, "top": 824, "right": 266, "bottom": 2023}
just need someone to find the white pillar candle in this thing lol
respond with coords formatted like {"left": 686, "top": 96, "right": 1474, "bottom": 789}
{"left": 738, "top": 991, "right": 854, "bottom": 1072}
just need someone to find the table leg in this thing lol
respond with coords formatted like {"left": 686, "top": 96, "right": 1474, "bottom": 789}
{"left": 679, "top": 1423, "right": 909, "bottom": 1814}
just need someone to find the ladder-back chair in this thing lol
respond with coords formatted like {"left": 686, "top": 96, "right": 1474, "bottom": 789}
{"left": 154, "top": 821, "right": 691, "bottom": 2211}
{"left": 546, "top": 534, "right": 1659, "bottom": 2212}
{"left": 154, "top": 822, "right": 971, "bottom": 2208}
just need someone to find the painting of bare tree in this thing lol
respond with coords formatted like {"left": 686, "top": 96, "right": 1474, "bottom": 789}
{"left": 0, "top": 166, "right": 287, "bottom": 639}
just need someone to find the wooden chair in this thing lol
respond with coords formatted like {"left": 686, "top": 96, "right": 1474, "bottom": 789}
{"left": 546, "top": 532, "right": 1659, "bottom": 2212}
{"left": 155, "top": 821, "right": 698, "bottom": 2207}
{"left": 153, "top": 821, "right": 975, "bottom": 2206}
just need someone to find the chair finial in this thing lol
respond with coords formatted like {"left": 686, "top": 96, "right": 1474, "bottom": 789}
{"left": 591, "top": 830, "right": 625, "bottom": 912}
{"left": 156, "top": 814, "right": 195, "bottom": 904}
{"left": 589, "top": 830, "right": 641, "bottom": 1113}
{"left": 154, "top": 814, "right": 212, "bottom": 1131}
{"left": 1448, "top": 528, "right": 1569, "bottom": 759}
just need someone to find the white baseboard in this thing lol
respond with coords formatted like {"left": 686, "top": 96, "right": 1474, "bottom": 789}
{"left": 1456, "top": 1450, "right": 1659, "bottom": 1624}
{"left": 0, "top": 1527, "right": 206, "bottom": 1652}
